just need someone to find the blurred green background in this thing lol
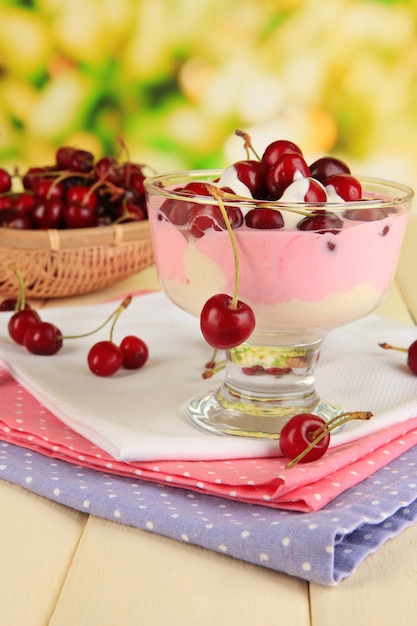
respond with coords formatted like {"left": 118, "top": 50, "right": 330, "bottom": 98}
{"left": 0, "top": 0, "right": 416, "bottom": 190}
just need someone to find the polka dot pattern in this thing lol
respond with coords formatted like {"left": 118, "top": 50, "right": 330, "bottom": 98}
{"left": 1, "top": 366, "right": 417, "bottom": 513}
{"left": 1, "top": 439, "right": 417, "bottom": 586}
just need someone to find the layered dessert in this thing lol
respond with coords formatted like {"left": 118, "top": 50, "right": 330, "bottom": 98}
{"left": 146, "top": 167, "right": 410, "bottom": 343}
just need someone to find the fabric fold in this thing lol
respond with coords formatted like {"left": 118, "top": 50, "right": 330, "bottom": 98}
{"left": 1, "top": 366, "right": 417, "bottom": 512}
{"left": 1, "top": 438, "right": 417, "bottom": 586}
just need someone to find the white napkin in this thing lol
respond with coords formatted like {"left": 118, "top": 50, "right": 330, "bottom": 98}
{"left": 1, "top": 292, "right": 417, "bottom": 461}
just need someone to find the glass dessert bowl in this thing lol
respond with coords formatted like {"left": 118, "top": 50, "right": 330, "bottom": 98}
{"left": 145, "top": 166, "right": 413, "bottom": 439}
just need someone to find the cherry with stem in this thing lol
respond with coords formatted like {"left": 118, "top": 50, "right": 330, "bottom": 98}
{"left": 199, "top": 186, "right": 255, "bottom": 350}
{"left": 379, "top": 340, "right": 417, "bottom": 375}
{"left": 7, "top": 265, "right": 41, "bottom": 345}
{"left": 280, "top": 410, "right": 373, "bottom": 468}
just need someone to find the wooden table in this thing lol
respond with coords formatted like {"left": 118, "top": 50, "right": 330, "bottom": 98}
{"left": 1, "top": 217, "right": 417, "bottom": 626}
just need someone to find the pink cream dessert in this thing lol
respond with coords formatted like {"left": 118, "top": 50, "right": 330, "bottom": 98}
{"left": 146, "top": 170, "right": 411, "bottom": 343}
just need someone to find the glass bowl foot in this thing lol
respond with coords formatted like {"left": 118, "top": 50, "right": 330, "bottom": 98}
{"left": 186, "top": 390, "right": 343, "bottom": 439}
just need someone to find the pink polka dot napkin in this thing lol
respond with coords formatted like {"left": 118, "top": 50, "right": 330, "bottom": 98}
{"left": 1, "top": 364, "right": 417, "bottom": 512}
{"left": 1, "top": 292, "right": 417, "bottom": 512}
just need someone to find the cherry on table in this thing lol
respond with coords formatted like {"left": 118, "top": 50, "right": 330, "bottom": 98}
{"left": 23, "top": 321, "right": 63, "bottom": 355}
{"left": 379, "top": 339, "right": 417, "bottom": 375}
{"left": 120, "top": 335, "right": 149, "bottom": 369}
{"left": 87, "top": 340, "right": 123, "bottom": 376}
{"left": 279, "top": 413, "right": 330, "bottom": 464}
{"left": 8, "top": 309, "right": 41, "bottom": 345}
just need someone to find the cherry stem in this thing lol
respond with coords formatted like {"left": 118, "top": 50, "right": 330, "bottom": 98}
{"left": 284, "top": 410, "right": 373, "bottom": 469}
{"left": 206, "top": 185, "right": 241, "bottom": 309}
{"left": 60, "top": 296, "right": 132, "bottom": 340}
{"left": 9, "top": 264, "right": 26, "bottom": 311}
{"left": 205, "top": 348, "right": 219, "bottom": 369}
{"left": 46, "top": 170, "right": 91, "bottom": 199}
{"left": 202, "top": 361, "right": 226, "bottom": 379}
{"left": 235, "top": 129, "right": 262, "bottom": 161}
{"left": 117, "top": 136, "right": 132, "bottom": 184}
{"left": 378, "top": 342, "right": 408, "bottom": 354}
{"left": 108, "top": 296, "right": 131, "bottom": 343}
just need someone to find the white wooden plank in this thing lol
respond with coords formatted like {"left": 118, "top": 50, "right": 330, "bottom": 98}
{"left": 310, "top": 521, "right": 417, "bottom": 625}
{"left": 0, "top": 480, "right": 87, "bottom": 626}
{"left": 50, "top": 516, "right": 310, "bottom": 626}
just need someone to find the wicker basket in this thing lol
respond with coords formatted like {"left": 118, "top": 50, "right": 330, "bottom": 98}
{"left": 0, "top": 221, "right": 154, "bottom": 298}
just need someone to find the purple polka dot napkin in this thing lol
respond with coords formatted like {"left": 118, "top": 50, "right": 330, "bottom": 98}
{"left": 1, "top": 439, "right": 417, "bottom": 586}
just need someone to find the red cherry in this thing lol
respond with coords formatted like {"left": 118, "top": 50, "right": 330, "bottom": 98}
{"left": 0, "top": 298, "right": 31, "bottom": 312}
{"left": 8, "top": 309, "right": 41, "bottom": 344}
{"left": 13, "top": 192, "right": 35, "bottom": 213}
{"left": 23, "top": 321, "right": 63, "bottom": 355}
{"left": 325, "top": 174, "right": 362, "bottom": 202}
{"left": 31, "top": 198, "right": 64, "bottom": 229}
{"left": 265, "top": 152, "right": 310, "bottom": 199}
{"left": 66, "top": 185, "right": 98, "bottom": 209}
{"left": 0, "top": 208, "right": 34, "bottom": 229}
{"left": 63, "top": 202, "right": 96, "bottom": 228}
{"left": 181, "top": 181, "right": 211, "bottom": 196}
{"left": 261, "top": 140, "right": 303, "bottom": 170}
{"left": 70, "top": 149, "right": 94, "bottom": 173}
{"left": 159, "top": 198, "right": 195, "bottom": 226}
{"left": 56, "top": 146, "right": 76, "bottom": 169}
{"left": 279, "top": 413, "right": 330, "bottom": 463}
{"left": 245, "top": 207, "right": 284, "bottom": 229}
{"left": 0, "top": 195, "right": 13, "bottom": 210}
{"left": 231, "top": 160, "right": 267, "bottom": 198}
{"left": 120, "top": 335, "right": 149, "bottom": 369}
{"left": 87, "top": 340, "right": 123, "bottom": 376}
{"left": 200, "top": 293, "right": 255, "bottom": 350}
{"left": 297, "top": 211, "right": 343, "bottom": 234}
{"left": 0, "top": 168, "right": 12, "bottom": 193}
{"left": 379, "top": 339, "right": 417, "bottom": 375}
{"left": 31, "top": 178, "right": 64, "bottom": 200}
{"left": 94, "top": 156, "right": 123, "bottom": 184}
{"left": 21, "top": 167, "right": 52, "bottom": 192}
{"left": 344, "top": 207, "right": 389, "bottom": 222}
{"left": 309, "top": 156, "right": 351, "bottom": 182}
{"left": 189, "top": 204, "right": 243, "bottom": 237}
{"left": 280, "top": 177, "right": 327, "bottom": 203}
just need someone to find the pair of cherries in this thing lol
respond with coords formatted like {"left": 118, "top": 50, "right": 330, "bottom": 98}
{"left": 2, "top": 269, "right": 148, "bottom": 377}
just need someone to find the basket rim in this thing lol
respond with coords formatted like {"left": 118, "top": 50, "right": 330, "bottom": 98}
{"left": 0, "top": 220, "right": 150, "bottom": 251}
